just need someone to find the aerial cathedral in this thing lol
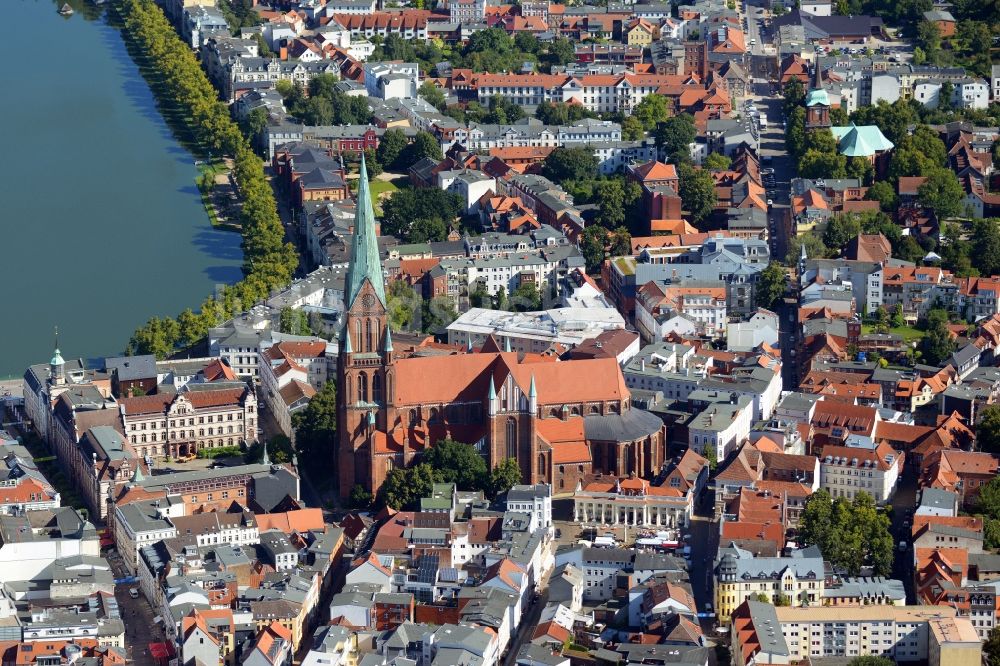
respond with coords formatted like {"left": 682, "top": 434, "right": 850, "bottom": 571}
{"left": 335, "top": 156, "right": 665, "bottom": 498}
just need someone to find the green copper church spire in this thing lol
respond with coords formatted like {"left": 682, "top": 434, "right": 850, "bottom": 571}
{"left": 344, "top": 153, "right": 386, "bottom": 308}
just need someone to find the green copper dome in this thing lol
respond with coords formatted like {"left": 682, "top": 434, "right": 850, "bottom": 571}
{"left": 805, "top": 88, "right": 830, "bottom": 107}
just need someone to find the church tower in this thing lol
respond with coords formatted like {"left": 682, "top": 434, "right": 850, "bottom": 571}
{"left": 49, "top": 328, "right": 65, "bottom": 387}
{"left": 804, "top": 63, "right": 831, "bottom": 131}
{"left": 337, "top": 155, "right": 393, "bottom": 498}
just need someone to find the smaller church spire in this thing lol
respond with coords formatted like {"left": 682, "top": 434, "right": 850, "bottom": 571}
{"left": 503, "top": 336, "right": 512, "bottom": 353}
{"left": 489, "top": 376, "right": 496, "bottom": 400}
{"left": 529, "top": 375, "right": 537, "bottom": 398}
{"left": 368, "top": 410, "right": 376, "bottom": 426}
{"left": 262, "top": 441, "right": 270, "bottom": 466}
{"left": 384, "top": 326, "right": 394, "bottom": 353}
{"left": 130, "top": 462, "right": 145, "bottom": 485}
{"left": 467, "top": 338, "right": 474, "bottom": 353}
{"left": 341, "top": 322, "right": 353, "bottom": 354}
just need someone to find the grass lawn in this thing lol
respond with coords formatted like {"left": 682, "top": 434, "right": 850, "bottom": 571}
{"left": 862, "top": 323, "right": 925, "bottom": 342}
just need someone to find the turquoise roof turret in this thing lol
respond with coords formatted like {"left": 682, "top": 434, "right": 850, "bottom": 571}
{"left": 344, "top": 154, "right": 386, "bottom": 308}
{"left": 504, "top": 337, "right": 512, "bottom": 353}
{"left": 529, "top": 375, "right": 537, "bottom": 398}
{"left": 489, "top": 376, "right": 496, "bottom": 401}
{"left": 341, "top": 322, "right": 353, "bottom": 354}
{"left": 384, "top": 326, "right": 394, "bottom": 353}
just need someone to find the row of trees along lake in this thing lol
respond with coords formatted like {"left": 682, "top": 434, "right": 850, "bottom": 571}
{"left": 116, "top": 0, "right": 298, "bottom": 358}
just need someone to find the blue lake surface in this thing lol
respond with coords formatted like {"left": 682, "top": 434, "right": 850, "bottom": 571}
{"left": 1, "top": 0, "right": 243, "bottom": 377}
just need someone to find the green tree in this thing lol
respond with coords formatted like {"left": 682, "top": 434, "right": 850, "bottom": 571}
{"left": 387, "top": 280, "right": 420, "bottom": 331}
{"left": 490, "top": 458, "right": 523, "bottom": 498}
{"left": 865, "top": 181, "right": 898, "bottom": 212}
{"left": 970, "top": 219, "right": 1000, "bottom": 276}
{"left": 379, "top": 463, "right": 435, "bottom": 509}
{"left": 544, "top": 37, "right": 575, "bottom": 68}
{"left": 581, "top": 224, "right": 609, "bottom": 273}
{"left": 702, "top": 444, "right": 718, "bottom": 471}
{"left": 919, "top": 321, "right": 956, "bottom": 365}
{"left": 677, "top": 162, "right": 717, "bottom": 224}
{"left": 655, "top": 114, "right": 698, "bottom": 163}
{"left": 418, "top": 80, "right": 446, "bottom": 110}
{"left": 408, "top": 217, "right": 448, "bottom": 243}
{"left": 424, "top": 438, "right": 489, "bottom": 490}
{"left": 785, "top": 107, "right": 807, "bottom": 158}
{"left": 279, "top": 306, "right": 310, "bottom": 335}
{"left": 799, "top": 149, "right": 847, "bottom": 179}
{"left": 176, "top": 308, "right": 202, "bottom": 348}
{"left": 542, "top": 147, "right": 600, "bottom": 185}
{"left": 349, "top": 484, "right": 373, "bottom": 508}
{"left": 703, "top": 153, "right": 732, "bottom": 170}
{"left": 785, "top": 233, "right": 829, "bottom": 264}
{"left": 291, "top": 381, "right": 336, "bottom": 476}
{"left": 609, "top": 226, "right": 632, "bottom": 257}
{"left": 633, "top": 94, "right": 671, "bottom": 132}
{"left": 751, "top": 592, "right": 771, "bottom": 603}
{"left": 984, "top": 627, "right": 1000, "bottom": 666}
{"left": 470, "top": 281, "right": 490, "bottom": 309}
{"left": 782, "top": 78, "right": 806, "bottom": 117}
{"left": 422, "top": 296, "right": 458, "bottom": 333}
{"left": 266, "top": 434, "right": 294, "bottom": 464}
{"left": 917, "top": 20, "right": 942, "bottom": 57}
{"left": 823, "top": 215, "right": 863, "bottom": 249}
{"left": 493, "top": 287, "right": 508, "bottom": 311}
{"left": 891, "top": 304, "right": 905, "bottom": 328}
{"left": 376, "top": 128, "right": 409, "bottom": 170}
{"left": 240, "top": 107, "right": 269, "bottom": 142}
{"left": 622, "top": 116, "right": 645, "bottom": 141}
{"left": 898, "top": 125, "right": 947, "bottom": 167}
{"left": 399, "top": 131, "right": 443, "bottom": 168}
{"left": 595, "top": 178, "right": 627, "bottom": 229}
{"left": 797, "top": 490, "right": 893, "bottom": 576}
{"left": 918, "top": 168, "right": 965, "bottom": 219}
{"left": 756, "top": 262, "right": 787, "bottom": 309}
{"left": 381, "top": 188, "right": 463, "bottom": 240}
{"left": 976, "top": 405, "right": 1000, "bottom": 455}
{"left": 511, "top": 282, "right": 542, "bottom": 312}
{"left": 846, "top": 658, "right": 894, "bottom": 666}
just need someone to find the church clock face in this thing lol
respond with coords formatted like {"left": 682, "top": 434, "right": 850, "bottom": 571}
{"left": 361, "top": 294, "right": 376, "bottom": 309}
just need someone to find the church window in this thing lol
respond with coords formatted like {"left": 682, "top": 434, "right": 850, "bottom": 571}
{"left": 506, "top": 418, "right": 517, "bottom": 459}
{"left": 365, "top": 319, "right": 374, "bottom": 353}
{"left": 358, "top": 373, "right": 368, "bottom": 403}
{"left": 373, "top": 374, "right": 382, "bottom": 404}
{"left": 409, "top": 409, "right": 418, "bottom": 424}
{"left": 538, "top": 454, "right": 545, "bottom": 475}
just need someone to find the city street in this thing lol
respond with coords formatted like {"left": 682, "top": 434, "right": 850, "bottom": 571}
{"left": 106, "top": 549, "right": 168, "bottom": 666}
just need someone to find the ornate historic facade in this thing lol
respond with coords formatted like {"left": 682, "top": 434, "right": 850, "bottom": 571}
{"left": 337, "top": 157, "right": 665, "bottom": 498}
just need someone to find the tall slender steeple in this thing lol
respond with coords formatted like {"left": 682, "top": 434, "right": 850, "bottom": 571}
{"left": 50, "top": 326, "right": 65, "bottom": 386}
{"left": 344, "top": 153, "right": 386, "bottom": 308}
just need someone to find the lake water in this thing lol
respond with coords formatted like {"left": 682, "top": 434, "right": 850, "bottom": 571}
{"left": 0, "top": 0, "right": 243, "bottom": 378}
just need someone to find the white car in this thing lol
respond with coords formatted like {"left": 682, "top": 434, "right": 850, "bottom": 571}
{"left": 767, "top": 199, "right": 773, "bottom": 206}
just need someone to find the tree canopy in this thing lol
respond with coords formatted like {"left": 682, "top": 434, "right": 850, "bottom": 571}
{"left": 291, "top": 381, "right": 337, "bottom": 477}
{"left": 381, "top": 188, "right": 463, "bottom": 241}
{"left": 121, "top": 0, "right": 296, "bottom": 358}
{"left": 677, "top": 163, "right": 717, "bottom": 224}
{"left": 756, "top": 262, "right": 787, "bottom": 309}
{"left": 542, "top": 147, "right": 600, "bottom": 185}
{"left": 798, "top": 490, "right": 894, "bottom": 576}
